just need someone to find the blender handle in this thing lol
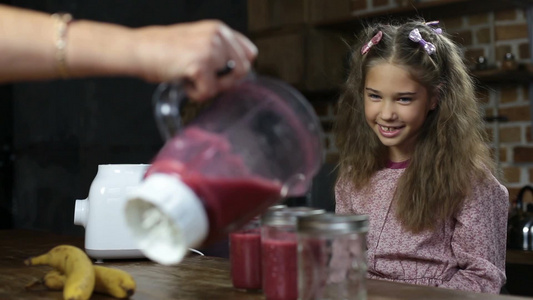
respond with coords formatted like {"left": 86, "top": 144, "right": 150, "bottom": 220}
{"left": 153, "top": 81, "right": 187, "bottom": 141}
{"left": 153, "top": 61, "right": 237, "bottom": 141}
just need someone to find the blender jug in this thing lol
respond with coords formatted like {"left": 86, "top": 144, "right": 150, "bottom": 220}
{"left": 125, "top": 75, "right": 324, "bottom": 265}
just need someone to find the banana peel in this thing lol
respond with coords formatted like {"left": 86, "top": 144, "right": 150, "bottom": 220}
{"left": 37, "top": 266, "right": 136, "bottom": 298}
{"left": 25, "top": 245, "right": 136, "bottom": 299}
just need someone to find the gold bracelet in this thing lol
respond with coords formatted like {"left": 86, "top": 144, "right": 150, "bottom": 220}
{"left": 51, "top": 13, "right": 73, "bottom": 79}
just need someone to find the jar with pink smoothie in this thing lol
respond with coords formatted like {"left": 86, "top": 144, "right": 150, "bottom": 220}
{"left": 230, "top": 216, "right": 262, "bottom": 290}
{"left": 230, "top": 205, "right": 286, "bottom": 291}
{"left": 261, "top": 207, "right": 325, "bottom": 300}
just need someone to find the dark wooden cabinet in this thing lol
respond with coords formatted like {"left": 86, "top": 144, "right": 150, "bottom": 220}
{"left": 313, "top": 0, "right": 533, "bottom": 30}
{"left": 249, "top": 0, "right": 533, "bottom": 94}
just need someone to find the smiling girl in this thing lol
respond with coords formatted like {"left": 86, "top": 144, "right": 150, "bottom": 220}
{"left": 334, "top": 20, "right": 508, "bottom": 294}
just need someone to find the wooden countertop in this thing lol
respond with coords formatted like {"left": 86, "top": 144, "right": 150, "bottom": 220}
{"left": 0, "top": 229, "right": 531, "bottom": 300}
{"left": 506, "top": 249, "right": 533, "bottom": 266}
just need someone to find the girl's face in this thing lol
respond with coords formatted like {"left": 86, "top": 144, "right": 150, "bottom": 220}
{"left": 364, "top": 62, "right": 436, "bottom": 162}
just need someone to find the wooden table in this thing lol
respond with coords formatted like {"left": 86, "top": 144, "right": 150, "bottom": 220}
{"left": 1, "top": 229, "right": 531, "bottom": 300}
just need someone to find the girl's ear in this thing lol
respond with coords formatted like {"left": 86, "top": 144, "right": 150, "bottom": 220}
{"left": 430, "top": 83, "right": 442, "bottom": 110}
{"left": 430, "top": 95, "right": 438, "bottom": 110}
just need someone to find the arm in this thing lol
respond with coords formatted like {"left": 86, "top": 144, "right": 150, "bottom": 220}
{"left": 335, "top": 176, "right": 354, "bottom": 215}
{"left": 0, "top": 5, "right": 257, "bottom": 100}
{"left": 439, "top": 175, "right": 509, "bottom": 294}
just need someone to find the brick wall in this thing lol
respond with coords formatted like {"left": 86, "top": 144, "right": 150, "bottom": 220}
{"left": 307, "top": 2, "right": 532, "bottom": 204}
{"left": 435, "top": 8, "right": 530, "bottom": 202}
{"left": 453, "top": 8, "right": 531, "bottom": 202}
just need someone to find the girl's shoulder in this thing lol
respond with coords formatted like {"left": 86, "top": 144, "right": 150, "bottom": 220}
{"left": 469, "top": 170, "right": 509, "bottom": 205}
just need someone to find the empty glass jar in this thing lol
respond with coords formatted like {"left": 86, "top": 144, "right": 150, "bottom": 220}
{"left": 297, "top": 213, "right": 369, "bottom": 300}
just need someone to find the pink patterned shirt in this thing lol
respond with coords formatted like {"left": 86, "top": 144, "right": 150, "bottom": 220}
{"left": 335, "top": 161, "right": 509, "bottom": 294}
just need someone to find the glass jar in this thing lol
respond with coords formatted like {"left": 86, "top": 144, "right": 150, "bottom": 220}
{"left": 261, "top": 207, "right": 325, "bottom": 300}
{"left": 502, "top": 52, "right": 517, "bottom": 70}
{"left": 230, "top": 216, "right": 262, "bottom": 290}
{"left": 230, "top": 204, "right": 287, "bottom": 290}
{"left": 297, "top": 213, "right": 369, "bottom": 300}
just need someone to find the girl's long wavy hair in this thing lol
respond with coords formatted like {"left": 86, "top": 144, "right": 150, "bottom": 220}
{"left": 334, "top": 20, "right": 495, "bottom": 233}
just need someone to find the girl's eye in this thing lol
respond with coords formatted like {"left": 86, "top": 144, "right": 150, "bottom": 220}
{"left": 398, "top": 97, "right": 412, "bottom": 104}
{"left": 368, "top": 93, "right": 381, "bottom": 100}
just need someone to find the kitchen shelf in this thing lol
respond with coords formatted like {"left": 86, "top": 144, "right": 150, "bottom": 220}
{"left": 298, "top": 67, "right": 533, "bottom": 102}
{"left": 472, "top": 68, "right": 533, "bottom": 85}
{"left": 313, "top": 0, "right": 533, "bottom": 31}
{"left": 297, "top": 68, "right": 533, "bottom": 103}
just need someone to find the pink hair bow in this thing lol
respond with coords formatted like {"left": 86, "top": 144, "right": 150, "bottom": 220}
{"left": 409, "top": 28, "right": 436, "bottom": 55}
{"left": 361, "top": 31, "right": 383, "bottom": 55}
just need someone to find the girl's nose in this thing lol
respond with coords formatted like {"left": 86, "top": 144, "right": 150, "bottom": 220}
{"left": 380, "top": 101, "right": 397, "bottom": 120}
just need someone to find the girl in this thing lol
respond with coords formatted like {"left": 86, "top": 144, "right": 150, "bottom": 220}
{"left": 334, "top": 20, "right": 509, "bottom": 294}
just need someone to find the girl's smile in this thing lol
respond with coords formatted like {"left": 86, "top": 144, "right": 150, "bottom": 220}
{"left": 378, "top": 124, "right": 404, "bottom": 138}
{"left": 364, "top": 62, "right": 436, "bottom": 161}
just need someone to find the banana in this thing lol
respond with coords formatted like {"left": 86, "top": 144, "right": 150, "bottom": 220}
{"left": 24, "top": 271, "right": 63, "bottom": 291}
{"left": 39, "top": 266, "right": 136, "bottom": 299}
{"left": 43, "top": 269, "right": 65, "bottom": 290}
{"left": 93, "top": 265, "right": 136, "bottom": 298}
{"left": 24, "top": 245, "right": 95, "bottom": 300}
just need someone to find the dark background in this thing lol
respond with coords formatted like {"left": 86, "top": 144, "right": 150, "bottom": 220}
{"left": 0, "top": 0, "right": 250, "bottom": 235}
{"left": 0, "top": 0, "right": 335, "bottom": 237}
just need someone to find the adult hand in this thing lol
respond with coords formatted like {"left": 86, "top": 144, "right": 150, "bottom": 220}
{"left": 133, "top": 20, "right": 258, "bottom": 101}
{"left": 0, "top": 4, "right": 257, "bottom": 100}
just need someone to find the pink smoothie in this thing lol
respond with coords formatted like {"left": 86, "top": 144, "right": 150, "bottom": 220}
{"left": 230, "top": 228, "right": 262, "bottom": 290}
{"left": 145, "top": 127, "right": 283, "bottom": 245}
{"left": 262, "top": 238, "right": 298, "bottom": 300}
